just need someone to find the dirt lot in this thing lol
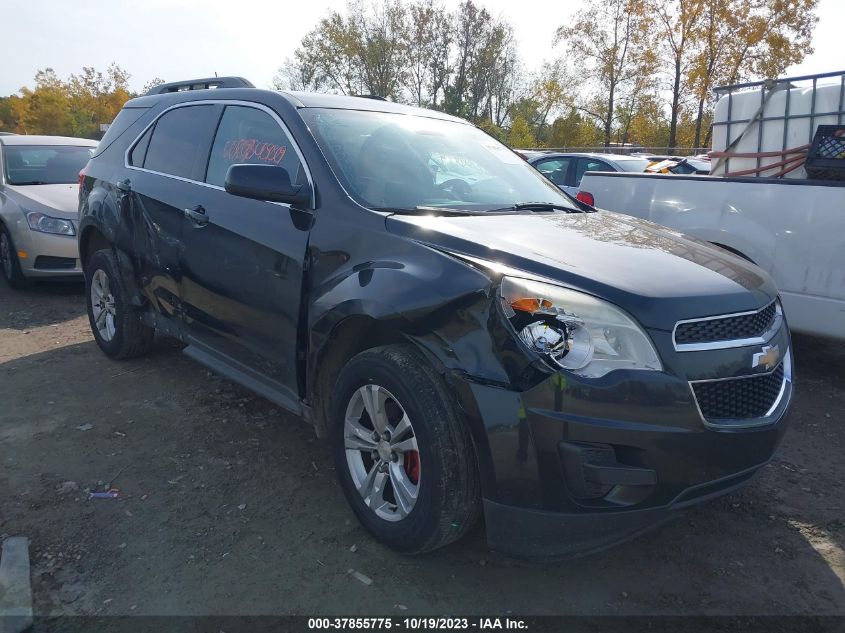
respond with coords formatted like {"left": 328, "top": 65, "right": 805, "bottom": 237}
{"left": 0, "top": 279, "right": 843, "bottom": 617}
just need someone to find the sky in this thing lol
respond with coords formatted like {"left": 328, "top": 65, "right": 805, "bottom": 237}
{"left": 1, "top": 0, "right": 843, "bottom": 97}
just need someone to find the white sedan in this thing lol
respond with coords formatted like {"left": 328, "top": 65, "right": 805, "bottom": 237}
{"left": 0, "top": 134, "right": 97, "bottom": 288}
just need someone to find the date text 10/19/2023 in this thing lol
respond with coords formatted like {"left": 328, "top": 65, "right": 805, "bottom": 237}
{"left": 307, "top": 617, "right": 529, "bottom": 630}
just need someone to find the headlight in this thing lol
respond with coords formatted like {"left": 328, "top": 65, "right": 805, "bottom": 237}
{"left": 25, "top": 211, "right": 75, "bottom": 236}
{"left": 500, "top": 276, "right": 662, "bottom": 378}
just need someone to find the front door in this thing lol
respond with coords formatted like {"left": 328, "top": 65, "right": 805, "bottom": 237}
{"left": 179, "top": 103, "right": 312, "bottom": 401}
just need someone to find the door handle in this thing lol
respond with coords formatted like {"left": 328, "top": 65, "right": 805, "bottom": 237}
{"left": 184, "top": 205, "right": 208, "bottom": 227}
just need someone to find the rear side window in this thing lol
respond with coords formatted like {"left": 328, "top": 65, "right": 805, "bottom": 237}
{"left": 574, "top": 158, "right": 613, "bottom": 186}
{"left": 205, "top": 105, "right": 302, "bottom": 187}
{"left": 143, "top": 105, "right": 220, "bottom": 180}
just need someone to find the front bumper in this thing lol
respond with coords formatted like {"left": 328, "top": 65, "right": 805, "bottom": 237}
{"left": 13, "top": 225, "right": 82, "bottom": 278}
{"left": 484, "top": 462, "right": 761, "bottom": 559}
{"left": 456, "top": 327, "right": 792, "bottom": 559}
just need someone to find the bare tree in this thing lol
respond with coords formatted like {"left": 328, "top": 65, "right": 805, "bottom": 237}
{"left": 555, "top": 0, "right": 651, "bottom": 147}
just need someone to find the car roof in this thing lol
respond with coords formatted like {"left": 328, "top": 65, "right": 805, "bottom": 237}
{"left": 0, "top": 135, "right": 98, "bottom": 147}
{"left": 532, "top": 152, "right": 648, "bottom": 162}
{"left": 125, "top": 86, "right": 469, "bottom": 125}
{"left": 279, "top": 91, "right": 467, "bottom": 122}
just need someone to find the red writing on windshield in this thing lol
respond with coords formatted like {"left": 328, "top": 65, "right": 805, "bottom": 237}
{"left": 223, "top": 138, "right": 287, "bottom": 165}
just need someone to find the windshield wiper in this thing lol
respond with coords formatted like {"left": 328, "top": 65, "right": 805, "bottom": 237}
{"left": 507, "top": 202, "right": 582, "bottom": 213}
{"left": 374, "top": 206, "right": 504, "bottom": 216}
{"left": 11, "top": 180, "right": 50, "bottom": 185}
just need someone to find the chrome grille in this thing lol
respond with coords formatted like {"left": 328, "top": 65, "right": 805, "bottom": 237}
{"left": 692, "top": 363, "right": 785, "bottom": 423}
{"left": 675, "top": 301, "right": 777, "bottom": 346}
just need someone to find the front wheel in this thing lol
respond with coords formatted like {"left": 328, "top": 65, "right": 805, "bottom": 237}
{"left": 330, "top": 344, "right": 481, "bottom": 553}
{"left": 85, "top": 249, "right": 154, "bottom": 359}
{"left": 0, "top": 224, "right": 29, "bottom": 289}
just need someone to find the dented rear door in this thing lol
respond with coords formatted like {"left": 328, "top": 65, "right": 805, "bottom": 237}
{"left": 124, "top": 103, "right": 223, "bottom": 319}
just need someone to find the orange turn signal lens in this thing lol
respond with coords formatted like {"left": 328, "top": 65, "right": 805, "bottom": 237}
{"left": 17, "top": 250, "right": 27, "bottom": 259}
{"left": 510, "top": 297, "right": 553, "bottom": 313}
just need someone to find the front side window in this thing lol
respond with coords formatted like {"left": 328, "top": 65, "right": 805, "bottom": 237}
{"left": 142, "top": 105, "right": 219, "bottom": 179}
{"left": 534, "top": 157, "right": 572, "bottom": 186}
{"left": 301, "top": 108, "right": 577, "bottom": 213}
{"left": 206, "top": 105, "right": 302, "bottom": 187}
{"left": 2, "top": 145, "right": 93, "bottom": 185}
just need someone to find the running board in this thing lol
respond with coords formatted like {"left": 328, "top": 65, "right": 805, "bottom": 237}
{"left": 183, "top": 340, "right": 302, "bottom": 416}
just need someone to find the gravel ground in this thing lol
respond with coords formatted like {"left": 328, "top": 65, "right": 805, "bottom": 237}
{"left": 0, "top": 279, "right": 843, "bottom": 616}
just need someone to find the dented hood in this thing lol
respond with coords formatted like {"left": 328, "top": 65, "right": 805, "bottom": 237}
{"left": 386, "top": 210, "right": 777, "bottom": 331}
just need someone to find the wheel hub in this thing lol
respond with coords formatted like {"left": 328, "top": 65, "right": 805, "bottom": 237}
{"left": 344, "top": 384, "right": 421, "bottom": 522}
{"left": 376, "top": 440, "right": 392, "bottom": 462}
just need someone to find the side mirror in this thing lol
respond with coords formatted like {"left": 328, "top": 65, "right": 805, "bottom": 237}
{"left": 224, "top": 164, "right": 311, "bottom": 208}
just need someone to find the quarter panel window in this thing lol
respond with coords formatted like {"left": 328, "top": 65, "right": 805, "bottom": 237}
{"left": 143, "top": 105, "right": 219, "bottom": 179}
{"left": 129, "top": 126, "right": 153, "bottom": 167}
{"left": 206, "top": 105, "right": 302, "bottom": 187}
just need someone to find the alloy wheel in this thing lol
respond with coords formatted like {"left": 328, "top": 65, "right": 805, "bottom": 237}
{"left": 90, "top": 268, "right": 117, "bottom": 341}
{"left": 344, "top": 384, "right": 421, "bottom": 521}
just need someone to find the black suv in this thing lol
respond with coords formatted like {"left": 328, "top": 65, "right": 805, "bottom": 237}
{"left": 79, "top": 77, "right": 793, "bottom": 558}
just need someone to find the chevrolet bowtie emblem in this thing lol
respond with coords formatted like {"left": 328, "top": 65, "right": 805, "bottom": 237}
{"left": 752, "top": 345, "right": 780, "bottom": 371}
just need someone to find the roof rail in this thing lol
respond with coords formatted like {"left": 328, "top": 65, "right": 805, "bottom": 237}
{"left": 146, "top": 77, "right": 255, "bottom": 95}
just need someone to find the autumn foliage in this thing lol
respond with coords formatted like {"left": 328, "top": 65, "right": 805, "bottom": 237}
{"left": 0, "top": 0, "right": 819, "bottom": 151}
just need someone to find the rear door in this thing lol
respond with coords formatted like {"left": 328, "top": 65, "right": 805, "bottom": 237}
{"left": 179, "top": 102, "right": 312, "bottom": 403}
{"left": 574, "top": 157, "right": 615, "bottom": 191}
{"left": 125, "top": 103, "right": 222, "bottom": 318}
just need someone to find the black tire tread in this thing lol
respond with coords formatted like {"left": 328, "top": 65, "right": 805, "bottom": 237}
{"left": 0, "top": 224, "right": 30, "bottom": 289}
{"left": 332, "top": 344, "right": 481, "bottom": 554}
{"left": 86, "top": 249, "right": 154, "bottom": 360}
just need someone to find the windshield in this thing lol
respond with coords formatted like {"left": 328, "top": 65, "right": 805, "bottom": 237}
{"left": 301, "top": 108, "right": 578, "bottom": 213}
{"left": 3, "top": 145, "right": 94, "bottom": 185}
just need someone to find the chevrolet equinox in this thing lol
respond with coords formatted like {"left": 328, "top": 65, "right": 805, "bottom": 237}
{"left": 78, "top": 77, "right": 793, "bottom": 558}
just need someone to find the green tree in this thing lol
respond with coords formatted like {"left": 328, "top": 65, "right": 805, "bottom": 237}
{"left": 66, "top": 63, "right": 132, "bottom": 137}
{"left": 18, "top": 69, "right": 72, "bottom": 135}
{"left": 0, "top": 96, "right": 22, "bottom": 132}
{"left": 506, "top": 115, "right": 536, "bottom": 148}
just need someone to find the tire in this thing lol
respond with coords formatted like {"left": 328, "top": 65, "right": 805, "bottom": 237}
{"left": 0, "top": 224, "right": 30, "bottom": 289}
{"left": 85, "top": 248, "right": 154, "bottom": 359}
{"left": 330, "top": 344, "right": 481, "bottom": 554}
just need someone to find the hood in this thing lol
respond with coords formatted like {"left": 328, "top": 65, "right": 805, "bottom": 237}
{"left": 386, "top": 210, "right": 777, "bottom": 331}
{"left": 6, "top": 184, "right": 79, "bottom": 218}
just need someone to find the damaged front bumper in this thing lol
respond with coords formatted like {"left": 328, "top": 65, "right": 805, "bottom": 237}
{"left": 455, "top": 345, "right": 792, "bottom": 559}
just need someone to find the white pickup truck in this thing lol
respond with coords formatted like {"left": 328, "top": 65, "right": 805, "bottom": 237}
{"left": 579, "top": 172, "right": 845, "bottom": 340}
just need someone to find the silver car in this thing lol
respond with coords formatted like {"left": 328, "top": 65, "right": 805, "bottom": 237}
{"left": 0, "top": 135, "right": 97, "bottom": 288}
{"left": 527, "top": 152, "right": 651, "bottom": 197}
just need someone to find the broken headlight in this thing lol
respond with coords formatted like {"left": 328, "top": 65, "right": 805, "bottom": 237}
{"left": 500, "top": 277, "right": 662, "bottom": 379}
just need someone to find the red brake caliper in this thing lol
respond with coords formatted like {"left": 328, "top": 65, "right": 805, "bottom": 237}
{"left": 403, "top": 450, "right": 420, "bottom": 484}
